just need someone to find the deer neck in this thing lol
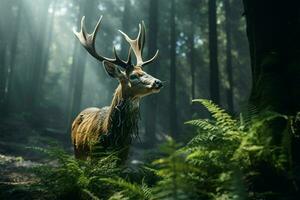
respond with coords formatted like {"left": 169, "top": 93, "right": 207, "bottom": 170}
{"left": 101, "top": 84, "right": 140, "bottom": 148}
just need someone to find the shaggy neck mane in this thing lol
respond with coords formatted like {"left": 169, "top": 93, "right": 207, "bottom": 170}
{"left": 101, "top": 84, "right": 140, "bottom": 148}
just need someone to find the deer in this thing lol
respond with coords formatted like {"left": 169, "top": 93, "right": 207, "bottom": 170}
{"left": 71, "top": 16, "right": 163, "bottom": 162}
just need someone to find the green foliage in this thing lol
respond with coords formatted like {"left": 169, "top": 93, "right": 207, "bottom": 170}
{"left": 102, "top": 177, "right": 152, "bottom": 200}
{"left": 31, "top": 147, "right": 122, "bottom": 199}
{"left": 149, "top": 136, "right": 196, "bottom": 200}
{"left": 29, "top": 99, "right": 291, "bottom": 200}
{"left": 183, "top": 99, "right": 289, "bottom": 199}
{"left": 103, "top": 136, "right": 197, "bottom": 200}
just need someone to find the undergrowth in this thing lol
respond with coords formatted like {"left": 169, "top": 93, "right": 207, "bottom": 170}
{"left": 29, "top": 99, "right": 292, "bottom": 200}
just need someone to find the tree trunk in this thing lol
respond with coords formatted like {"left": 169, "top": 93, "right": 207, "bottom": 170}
{"left": 243, "top": 0, "right": 300, "bottom": 114}
{"left": 144, "top": 0, "right": 159, "bottom": 145}
{"left": 26, "top": 2, "right": 51, "bottom": 111}
{"left": 208, "top": 0, "right": 220, "bottom": 104}
{"left": 120, "top": 0, "right": 131, "bottom": 58}
{"left": 243, "top": 0, "right": 300, "bottom": 197}
{"left": 188, "top": 1, "right": 196, "bottom": 100}
{"left": 36, "top": 0, "right": 58, "bottom": 106}
{"left": 0, "top": 0, "right": 8, "bottom": 106}
{"left": 68, "top": 1, "right": 96, "bottom": 124}
{"left": 0, "top": 24, "right": 7, "bottom": 106}
{"left": 65, "top": 39, "right": 79, "bottom": 130}
{"left": 5, "top": 2, "right": 22, "bottom": 109}
{"left": 169, "top": 0, "right": 177, "bottom": 137}
{"left": 224, "top": 0, "right": 234, "bottom": 112}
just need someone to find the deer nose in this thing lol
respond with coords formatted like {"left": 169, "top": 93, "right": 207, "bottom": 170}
{"left": 154, "top": 80, "right": 163, "bottom": 89}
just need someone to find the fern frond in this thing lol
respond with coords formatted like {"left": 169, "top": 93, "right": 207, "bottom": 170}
{"left": 108, "top": 192, "right": 130, "bottom": 200}
{"left": 185, "top": 119, "right": 218, "bottom": 131}
{"left": 101, "top": 177, "right": 152, "bottom": 200}
{"left": 192, "top": 99, "right": 238, "bottom": 132}
{"left": 83, "top": 189, "right": 101, "bottom": 200}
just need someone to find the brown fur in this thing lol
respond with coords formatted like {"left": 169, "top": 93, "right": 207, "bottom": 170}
{"left": 71, "top": 84, "right": 139, "bottom": 160}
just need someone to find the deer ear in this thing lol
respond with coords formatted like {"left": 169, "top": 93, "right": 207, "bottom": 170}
{"left": 102, "top": 61, "right": 124, "bottom": 79}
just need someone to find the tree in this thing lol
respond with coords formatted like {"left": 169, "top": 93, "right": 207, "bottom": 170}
{"left": 224, "top": 0, "right": 234, "bottom": 112}
{"left": 27, "top": 1, "right": 51, "bottom": 111}
{"left": 69, "top": 1, "right": 97, "bottom": 122}
{"left": 188, "top": 0, "right": 196, "bottom": 100}
{"left": 144, "top": 0, "right": 159, "bottom": 144}
{"left": 37, "top": 0, "right": 58, "bottom": 107}
{"left": 120, "top": 0, "right": 131, "bottom": 58}
{"left": 169, "top": 0, "right": 177, "bottom": 136}
{"left": 0, "top": 9, "right": 7, "bottom": 106}
{"left": 243, "top": 0, "right": 300, "bottom": 196}
{"left": 5, "top": 1, "right": 23, "bottom": 110}
{"left": 208, "top": 0, "right": 220, "bottom": 104}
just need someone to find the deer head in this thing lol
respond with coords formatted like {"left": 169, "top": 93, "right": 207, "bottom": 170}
{"left": 73, "top": 16, "right": 163, "bottom": 99}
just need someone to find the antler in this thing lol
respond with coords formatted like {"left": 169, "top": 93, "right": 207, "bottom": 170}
{"left": 119, "top": 21, "right": 159, "bottom": 67}
{"left": 73, "top": 16, "right": 132, "bottom": 69}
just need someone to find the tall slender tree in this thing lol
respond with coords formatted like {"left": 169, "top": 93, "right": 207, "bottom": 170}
{"left": 188, "top": 0, "right": 196, "bottom": 100}
{"left": 224, "top": 0, "right": 234, "bottom": 112}
{"left": 5, "top": 1, "right": 23, "bottom": 109}
{"left": 0, "top": 16, "right": 7, "bottom": 105}
{"left": 208, "top": 0, "right": 220, "bottom": 104}
{"left": 120, "top": 0, "right": 131, "bottom": 58}
{"left": 27, "top": 1, "right": 51, "bottom": 111}
{"left": 37, "top": 0, "right": 58, "bottom": 106}
{"left": 144, "top": 0, "right": 159, "bottom": 144}
{"left": 69, "top": 0, "right": 96, "bottom": 124}
{"left": 169, "top": 0, "right": 177, "bottom": 136}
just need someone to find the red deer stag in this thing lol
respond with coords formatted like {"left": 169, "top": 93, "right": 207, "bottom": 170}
{"left": 71, "top": 16, "right": 162, "bottom": 161}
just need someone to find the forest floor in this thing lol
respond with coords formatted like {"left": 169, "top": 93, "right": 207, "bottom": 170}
{"left": 0, "top": 154, "right": 41, "bottom": 199}
{"left": 0, "top": 114, "right": 69, "bottom": 199}
{"left": 0, "top": 113, "right": 150, "bottom": 199}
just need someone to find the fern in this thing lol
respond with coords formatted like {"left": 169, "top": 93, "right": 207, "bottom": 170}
{"left": 149, "top": 136, "right": 198, "bottom": 200}
{"left": 30, "top": 147, "right": 123, "bottom": 199}
{"left": 183, "top": 99, "right": 290, "bottom": 199}
{"left": 102, "top": 177, "right": 152, "bottom": 200}
{"left": 192, "top": 99, "right": 238, "bottom": 132}
{"left": 27, "top": 99, "right": 292, "bottom": 200}
{"left": 185, "top": 119, "right": 218, "bottom": 131}
{"left": 82, "top": 189, "right": 101, "bottom": 200}
{"left": 108, "top": 192, "right": 130, "bottom": 200}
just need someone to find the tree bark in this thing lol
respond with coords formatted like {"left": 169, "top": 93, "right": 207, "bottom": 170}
{"left": 27, "top": 2, "right": 51, "bottom": 111}
{"left": 208, "top": 0, "right": 220, "bottom": 104}
{"left": 169, "top": 0, "right": 177, "bottom": 137}
{"left": 243, "top": 0, "right": 300, "bottom": 197}
{"left": 224, "top": 0, "right": 234, "bottom": 112}
{"left": 66, "top": 38, "right": 80, "bottom": 130}
{"left": 36, "top": 0, "right": 58, "bottom": 106}
{"left": 5, "top": 2, "right": 22, "bottom": 109}
{"left": 69, "top": 0, "right": 96, "bottom": 124}
{"left": 0, "top": 22, "right": 7, "bottom": 106}
{"left": 243, "top": 0, "right": 300, "bottom": 114}
{"left": 144, "top": 0, "right": 159, "bottom": 145}
{"left": 188, "top": 0, "right": 196, "bottom": 100}
{"left": 120, "top": 0, "right": 131, "bottom": 58}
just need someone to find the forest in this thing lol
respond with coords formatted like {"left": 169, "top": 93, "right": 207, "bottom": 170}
{"left": 0, "top": 0, "right": 299, "bottom": 199}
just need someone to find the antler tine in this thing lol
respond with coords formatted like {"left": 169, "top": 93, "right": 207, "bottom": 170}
{"left": 140, "top": 21, "right": 146, "bottom": 55}
{"left": 113, "top": 46, "right": 132, "bottom": 67}
{"left": 126, "top": 47, "right": 132, "bottom": 65}
{"left": 119, "top": 27, "right": 143, "bottom": 66}
{"left": 142, "top": 50, "right": 159, "bottom": 66}
{"left": 119, "top": 21, "right": 158, "bottom": 67}
{"left": 73, "top": 16, "right": 132, "bottom": 69}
